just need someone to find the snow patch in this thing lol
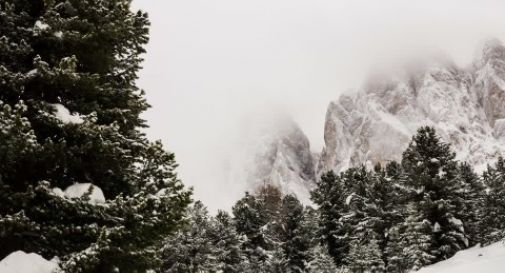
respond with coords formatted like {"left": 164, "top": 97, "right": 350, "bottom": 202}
{"left": 26, "top": 69, "right": 38, "bottom": 76}
{"left": 51, "top": 187, "right": 65, "bottom": 198}
{"left": 53, "top": 31, "right": 63, "bottom": 39}
{"left": 62, "top": 183, "right": 105, "bottom": 204}
{"left": 50, "top": 104, "right": 84, "bottom": 124}
{"left": 34, "top": 21, "right": 50, "bottom": 31}
{"left": 0, "top": 251, "right": 60, "bottom": 273}
{"left": 345, "top": 193, "right": 355, "bottom": 205}
{"left": 416, "top": 241, "right": 505, "bottom": 273}
{"left": 433, "top": 222, "right": 441, "bottom": 232}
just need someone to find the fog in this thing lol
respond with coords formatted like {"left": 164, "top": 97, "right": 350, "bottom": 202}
{"left": 131, "top": 0, "right": 505, "bottom": 211}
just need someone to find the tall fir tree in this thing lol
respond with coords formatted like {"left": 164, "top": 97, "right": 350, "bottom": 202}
{"left": 384, "top": 226, "right": 410, "bottom": 273}
{"left": 345, "top": 232, "right": 385, "bottom": 273}
{"left": 400, "top": 126, "right": 467, "bottom": 262}
{"left": 276, "top": 194, "right": 312, "bottom": 273}
{"left": 232, "top": 192, "right": 271, "bottom": 263}
{"left": 457, "top": 162, "right": 484, "bottom": 246}
{"left": 159, "top": 201, "right": 219, "bottom": 273}
{"left": 480, "top": 157, "right": 505, "bottom": 244}
{"left": 0, "top": 1, "right": 191, "bottom": 272}
{"left": 211, "top": 210, "right": 246, "bottom": 273}
{"left": 306, "top": 245, "right": 339, "bottom": 273}
{"left": 311, "top": 171, "right": 351, "bottom": 266}
{"left": 385, "top": 204, "right": 435, "bottom": 272}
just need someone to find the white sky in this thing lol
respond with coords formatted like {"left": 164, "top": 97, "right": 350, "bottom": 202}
{"left": 131, "top": 0, "right": 505, "bottom": 211}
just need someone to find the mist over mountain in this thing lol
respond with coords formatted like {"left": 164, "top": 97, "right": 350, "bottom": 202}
{"left": 240, "top": 39, "right": 505, "bottom": 200}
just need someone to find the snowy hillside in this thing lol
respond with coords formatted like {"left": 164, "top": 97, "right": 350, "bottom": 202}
{"left": 416, "top": 241, "right": 505, "bottom": 273}
{"left": 319, "top": 39, "right": 505, "bottom": 174}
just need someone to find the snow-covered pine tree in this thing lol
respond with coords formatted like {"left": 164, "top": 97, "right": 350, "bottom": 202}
{"left": 401, "top": 204, "right": 436, "bottom": 271}
{"left": 160, "top": 201, "right": 219, "bottom": 273}
{"left": 255, "top": 184, "right": 283, "bottom": 245}
{"left": 458, "top": 162, "right": 484, "bottom": 246}
{"left": 256, "top": 184, "right": 282, "bottom": 222}
{"left": 401, "top": 126, "right": 468, "bottom": 262}
{"left": 480, "top": 157, "right": 505, "bottom": 244}
{"left": 211, "top": 210, "right": 246, "bottom": 273}
{"left": 311, "top": 171, "right": 351, "bottom": 266}
{"left": 345, "top": 232, "right": 385, "bottom": 273}
{"left": 0, "top": 1, "right": 191, "bottom": 272}
{"left": 276, "top": 194, "right": 312, "bottom": 273}
{"left": 232, "top": 192, "right": 271, "bottom": 264}
{"left": 306, "top": 245, "right": 339, "bottom": 273}
{"left": 384, "top": 226, "right": 410, "bottom": 273}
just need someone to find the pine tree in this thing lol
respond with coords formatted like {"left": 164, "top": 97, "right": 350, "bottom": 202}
{"left": 402, "top": 205, "right": 436, "bottom": 271}
{"left": 276, "top": 194, "right": 312, "bottom": 273}
{"left": 0, "top": 1, "right": 191, "bottom": 272}
{"left": 401, "top": 126, "right": 467, "bottom": 262}
{"left": 306, "top": 245, "right": 339, "bottom": 273}
{"left": 211, "top": 210, "right": 245, "bottom": 273}
{"left": 256, "top": 184, "right": 282, "bottom": 222}
{"left": 232, "top": 192, "right": 271, "bottom": 263}
{"left": 160, "top": 201, "right": 219, "bottom": 273}
{"left": 480, "top": 157, "right": 505, "bottom": 244}
{"left": 311, "top": 171, "right": 351, "bottom": 266}
{"left": 458, "top": 162, "right": 484, "bottom": 246}
{"left": 384, "top": 226, "right": 410, "bottom": 273}
{"left": 346, "top": 232, "right": 385, "bottom": 273}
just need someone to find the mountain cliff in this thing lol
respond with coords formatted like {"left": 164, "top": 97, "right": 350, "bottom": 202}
{"left": 320, "top": 39, "right": 505, "bottom": 173}
{"left": 230, "top": 117, "right": 316, "bottom": 203}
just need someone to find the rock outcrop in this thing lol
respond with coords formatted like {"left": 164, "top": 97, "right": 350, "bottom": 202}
{"left": 320, "top": 39, "right": 505, "bottom": 173}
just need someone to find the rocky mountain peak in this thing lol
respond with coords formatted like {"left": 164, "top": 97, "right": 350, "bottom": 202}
{"left": 478, "top": 39, "right": 505, "bottom": 65}
{"left": 241, "top": 39, "right": 505, "bottom": 203}
{"left": 229, "top": 115, "right": 316, "bottom": 203}
{"left": 320, "top": 39, "right": 505, "bottom": 174}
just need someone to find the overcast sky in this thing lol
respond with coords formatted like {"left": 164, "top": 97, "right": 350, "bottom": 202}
{"left": 131, "top": 0, "right": 505, "bottom": 211}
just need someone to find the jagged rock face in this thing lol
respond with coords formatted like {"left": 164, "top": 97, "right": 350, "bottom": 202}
{"left": 245, "top": 119, "right": 316, "bottom": 203}
{"left": 320, "top": 39, "right": 505, "bottom": 173}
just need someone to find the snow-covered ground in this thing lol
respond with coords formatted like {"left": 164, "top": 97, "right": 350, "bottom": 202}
{"left": 416, "top": 241, "right": 505, "bottom": 273}
{"left": 0, "top": 251, "right": 60, "bottom": 273}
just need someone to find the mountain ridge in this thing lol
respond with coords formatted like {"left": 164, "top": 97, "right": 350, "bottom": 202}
{"left": 238, "top": 39, "right": 505, "bottom": 201}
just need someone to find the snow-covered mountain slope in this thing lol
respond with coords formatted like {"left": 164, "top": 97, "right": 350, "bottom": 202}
{"left": 320, "top": 39, "right": 505, "bottom": 173}
{"left": 230, "top": 117, "right": 316, "bottom": 203}
{"left": 416, "top": 241, "right": 505, "bottom": 273}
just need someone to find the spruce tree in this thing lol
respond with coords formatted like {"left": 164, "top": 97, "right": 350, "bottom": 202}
{"left": 232, "top": 192, "right": 270, "bottom": 263}
{"left": 160, "top": 201, "right": 219, "bottom": 273}
{"left": 384, "top": 226, "right": 410, "bottom": 273}
{"left": 480, "top": 157, "right": 505, "bottom": 244}
{"left": 458, "top": 162, "right": 484, "bottom": 246}
{"left": 0, "top": 1, "right": 191, "bottom": 272}
{"left": 401, "top": 205, "right": 436, "bottom": 271}
{"left": 401, "top": 126, "right": 467, "bottom": 262}
{"left": 311, "top": 171, "right": 351, "bottom": 265}
{"left": 276, "top": 194, "right": 312, "bottom": 273}
{"left": 306, "top": 245, "right": 339, "bottom": 273}
{"left": 346, "top": 232, "right": 385, "bottom": 273}
{"left": 211, "top": 210, "right": 245, "bottom": 273}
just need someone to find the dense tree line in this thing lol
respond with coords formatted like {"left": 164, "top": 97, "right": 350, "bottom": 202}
{"left": 310, "top": 126, "right": 505, "bottom": 273}
{"left": 162, "top": 127, "right": 505, "bottom": 273}
{"left": 160, "top": 185, "right": 338, "bottom": 273}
